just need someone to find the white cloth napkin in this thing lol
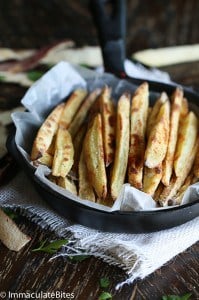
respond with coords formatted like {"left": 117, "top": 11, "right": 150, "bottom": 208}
{"left": 1, "top": 172, "right": 198, "bottom": 289}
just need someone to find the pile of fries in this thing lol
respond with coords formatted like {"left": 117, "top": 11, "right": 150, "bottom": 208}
{"left": 30, "top": 83, "right": 199, "bottom": 207}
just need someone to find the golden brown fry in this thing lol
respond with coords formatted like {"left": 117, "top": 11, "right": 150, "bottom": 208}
{"left": 52, "top": 128, "right": 74, "bottom": 177}
{"left": 174, "top": 111, "right": 198, "bottom": 177}
{"left": 46, "top": 135, "right": 56, "bottom": 155}
{"left": 57, "top": 177, "right": 77, "bottom": 195}
{"left": 162, "top": 88, "right": 183, "bottom": 186}
{"left": 59, "top": 89, "right": 87, "bottom": 129}
{"left": 171, "top": 173, "right": 198, "bottom": 205}
{"left": 146, "top": 92, "right": 168, "bottom": 138}
{"left": 68, "top": 88, "right": 101, "bottom": 138}
{"left": 110, "top": 93, "right": 130, "bottom": 200}
{"left": 145, "top": 100, "right": 170, "bottom": 168}
{"left": 0, "top": 208, "right": 31, "bottom": 251}
{"left": 128, "top": 82, "right": 149, "bottom": 189}
{"left": 180, "top": 97, "right": 189, "bottom": 123}
{"left": 159, "top": 138, "right": 199, "bottom": 206}
{"left": 71, "top": 125, "right": 87, "bottom": 177}
{"left": 37, "top": 152, "right": 53, "bottom": 167}
{"left": 78, "top": 149, "right": 95, "bottom": 202}
{"left": 193, "top": 138, "right": 199, "bottom": 178}
{"left": 100, "top": 86, "right": 116, "bottom": 166}
{"left": 153, "top": 182, "right": 165, "bottom": 201}
{"left": 143, "top": 163, "right": 162, "bottom": 196}
{"left": 31, "top": 103, "right": 64, "bottom": 160}
{"left": 84, "top": 114, "right": 107, "bottom": 199}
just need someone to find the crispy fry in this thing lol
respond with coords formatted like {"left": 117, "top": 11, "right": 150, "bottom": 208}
{"left": 146, "top": 92, "right": 168, "bottom": 138}
{"left": 100, "top": 86, "right": 116, "bottom": 166}
{"left": 193, "top": 137, "right": 199, "bottom": 178}
{"left": 143, "top": 163, "right": 162, "bottom": 196}
{"left": 68, "top": 88, "right": 101, "bottom": 138}
{"left": 0, "top": 208, "right": 31, "bottom": 251}
{"left": 110, "top": 93, "right": 130, "bottom": 200}
{"left": 174, "top": 111, "right": 198, "bottom": 177}
{"left": 171, "top": 173, "right": 198, "bottom": 205}
{"left": 46, "top": 135, "right": 56, "bottom": 155}
{"left": 57, "top": 177, "right": 77, "bottom": 195}
{"left": 159, "top": 138, "right": 199, "bottom": 206}
{"left": 59, "top": 89, "right": 87, "bottom": 129}
{"left": 153, "top": 182, "right": 165, "bottom": 201}
{"left": 128, "top": 82, "right": 149, "bottom": 189}
{"left": 31, "top": 103, "right": 64, "bottom": 160}
{"left": 145, "top": 100, "right": 170, "bottom": 168}
{"left": 52, "top": 128, "right": 74, "bottom": 177}
{"left": 71, "top": 125, "right": 87, "bottom": 177}
{"left": 180, "top": 97, "right": 189, "bottom": 124}
{"left": 78, "top": 149, "right": 95, "bottom": 202}
{"left": 37, "top": 152, "right": 53, "bottom": 167}
{"left": 162, "top": 88, "right": 183, "bottom": 186}
{"left": 84, "top": 114, "right": 107, "bottom": 199}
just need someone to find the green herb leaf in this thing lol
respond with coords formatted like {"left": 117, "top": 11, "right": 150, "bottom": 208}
{"left": 69, "top": 254, "right": 90, "bottom": 262}
{"left": 32, "top": 239, "right": 68, "bottom": 254}
{"left": 99, "top": 278, "right": 110, "bottom": 289}
{"left": 27, "top": 70, "right": 45, "bottom": 82}
{"left": 98, "top": 291, "right": 112, "bottom": 300}
{"left": 162, "top": 293, "right": 192, "bottom": 300}
{"left": 0, "top": 75, "right": 5, "bottom": 81}
{"left": 3, "top": 208, "right": 18, "bottom": 220}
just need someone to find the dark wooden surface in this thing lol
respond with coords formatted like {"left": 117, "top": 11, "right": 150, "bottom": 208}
{"left": 0, "top": 1, "right": 199, "bottom": 299}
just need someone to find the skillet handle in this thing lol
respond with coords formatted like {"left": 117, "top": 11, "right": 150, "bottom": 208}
{"left": 89, "top": 0, "right": 126, "bottom": 78}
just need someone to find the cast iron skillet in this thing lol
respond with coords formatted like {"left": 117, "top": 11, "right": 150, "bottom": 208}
{"left": 7, "top": 0, "right": 199, "bottom": 233}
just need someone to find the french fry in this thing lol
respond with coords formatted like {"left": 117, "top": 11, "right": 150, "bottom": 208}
{"left": 179, "top": 97, "right": 189, "bottom": 125}
{"left": 153, "top": 182, "right": 165, "bottom": 201}
{"left": 145, "top": 100, "right": 170, "bottom": 168}
{"left": 57, "top": 177, "right": 77, "bottom": 195}
{"left": 71, "top": 125, "right": 87, "bottom": 177}
{"left": 171, "top": 173, "right": 198, "bottom": 205}
{"left": 162, "top": 88, "right": 183, "bottom": 186}
{"left": 0, "top": 208, "right": 31, "bottom": 251}
{"left": 84, "top": 114, "right": 107, "bottom": 199}
{"left": 37, "top": 152, "right": 53, "bottom": 167}
{"left": 159, "top": 138, "right": 199, "bottom": 206}
{"left": 174, "top": 111, "right": 198, "bottom": 177}
{"left": 146, "top": 92, "right": 168, "bottom": 138}
{"left": 59, "top": 89, "right": 87, "bottom": 129}
{"left": 143, "top": 163, "right": 162, "bottom": 196}
{"left": 193, "top": 138, "right": 199, "bottom": 178}
{"left": 78, "top": 149, "right": 95, "bottom": 202}
{"left": 52, "top": 128, "right": 74, "bottom": 177}
{"left": 128, "top": 82, "right": 149, "bottom": 189}
{"left": 110, "top": 93, "right": 130, "bottom": 200}
{"left": 100, "top": 86, "right": 116, "bottom": 166}
{"left": 68, "top": 88, "right": 101, "bottom": 138}
{"left": 31, "top": 103, "right": 64, "bottom": 160}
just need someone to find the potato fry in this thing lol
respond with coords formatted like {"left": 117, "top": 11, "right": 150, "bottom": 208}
{"left": 159, "top": 138, "right": 199, "bottom": 206}
{"left": 145, "top": 100, "right": 170, "bottom": 168}
{"left": 174, "top": 111, "right": 198, "bottom": 177}
{"left": 59, "top": 89, "right": 87, "bottom": 129}
{"left": 143, "top": 163, "right": 162, "bottom": 196}
{"left": 162, "top": 88, "right": 183, "bottom": 186}
{"left": 128, "top": 82, "right": 149, "bottom": 189}
{"left": 153, "top": 182, "right": 164, "bottom": 201}
{"left": 171, "top": 173, "right": 198, "bottom": 205}
{"left": 146, "top": 92, "right": 168, "bottom": 138}
{"left": 37, "top": 152, "right": 53, "bottom": 167}
{"left": 0, "top": 208, "right": 31, "bottom": 251}
{"left": 31, "top": 103, "right": 64, "bottom": 160}
{"left": 110, "top": 93, "right": 130, "bottom": 200}
{"left": 68, "top": 88, "right": 101, "bottom": 138}
{"left": 71, "top": 125, "right": 87, "bottom": 177}
{"left": 52, "top": 128, "right": 74, "bottom": 177}
{"left": 100, "top": 86, "right": 116, "bottom": 166}
{"left": 84, "top": 114, "right": 107, "bottom": 199}
{"left": 193, "top": 138, "right": 199, "bottom": 178}
{"left": 78, "top": 149, "right": 95, "bottom": 202}
{"left": 57, "top": 177, "right": 77, "bottom": 195}
{"left": 180, "top": 97, "right": 189, "bottom": 123}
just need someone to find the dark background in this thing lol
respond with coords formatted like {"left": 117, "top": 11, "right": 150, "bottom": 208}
{"left": 0, "top": 0, "right": 198, "bottom": 56}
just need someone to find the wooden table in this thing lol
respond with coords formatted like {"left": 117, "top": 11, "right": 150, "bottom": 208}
{"left": 0, "top": 1, "right": 199, "bottom": 299}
